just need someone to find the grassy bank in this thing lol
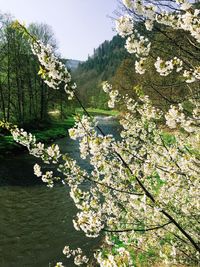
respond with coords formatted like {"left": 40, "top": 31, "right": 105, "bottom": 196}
{"left": 0, "top": 108, "right": 119, "bottom": 157}
{"left": 0, "top": 107, "right": 119, "bottom": 155}
{"left": 75, "top": 107, "right": 119, "bottom": 116}
{"left": 0, "top": 117, "right": 75, "bottom": 155}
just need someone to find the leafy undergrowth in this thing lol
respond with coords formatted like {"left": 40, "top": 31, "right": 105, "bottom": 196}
{"left": 32, "top": 117, "right": 74, "bottom": 142}
{"left": 161, "top": 130, "right": 200, "bottom": 158}
{"left": 0, "top": 117, "right": 75, "bottom": 156}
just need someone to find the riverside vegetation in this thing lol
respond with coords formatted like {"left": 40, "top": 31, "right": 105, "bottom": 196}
{"left": 0, "top": 0, "right": 200, "bottom": 266}
{"left": 0, "top": 13, "right": 117, "bottom": 155}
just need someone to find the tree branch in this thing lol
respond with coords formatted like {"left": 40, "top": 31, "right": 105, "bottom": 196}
{"left": 103, "top": 220, "right": 172, "bottom": 233}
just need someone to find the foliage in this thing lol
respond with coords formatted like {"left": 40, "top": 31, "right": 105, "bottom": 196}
{"left": 73, "top": 35, "right": 130, "bottom": 108}
{"left": 0, "top": 14, "right": 74, "bottom": 126}
{"left": 112, "top": 22, "right": 200, "bottom": 110}
{"left": 74, "top": 0, "right": 200, "bottom": 111}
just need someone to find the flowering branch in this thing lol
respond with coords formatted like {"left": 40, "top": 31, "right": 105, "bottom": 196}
{"left": 103, "top": 220, "right": 172, "bottom": 233}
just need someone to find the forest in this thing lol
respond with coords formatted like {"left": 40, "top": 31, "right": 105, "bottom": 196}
{"left": 75, "top": 7, "right": 200, "bottom": 112}
{"left": 0, "top": 13, "right": 75, "bottom": 128}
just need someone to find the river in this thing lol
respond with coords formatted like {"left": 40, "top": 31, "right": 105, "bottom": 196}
{"left": 0, "top": 116, "right": 120, "bottom": 267}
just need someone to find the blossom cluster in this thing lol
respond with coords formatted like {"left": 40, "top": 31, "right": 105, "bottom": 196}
{"left": 116, "top": 15, "right": 134, "bottom": 38}
{"left": 31, "top": 41, "right": 70, "bottom": 88}
{"left": 12, "top": 127, "right": 61, "bottom": 163}
{"left": 118, "top": 0, "right": 200, "bottom": 82}
{"left": 95, "top": 246, "right": 134, "bottom": 267}
{"left": 33, "top": 164, "right": 55, "bottom": 187}
{"left": 13, "top": 21, "right": 76, "bottom": 99}
{"left": 154, "top": 57, "right": 183, "bottom": 76}
{"left": 54, "top": 262, "right": 65, "bottom": 267}
{"left": 102, "top": 81, "right": 119, "bottom": 108}
{"left": 125, "top": 32, "right": 151, "bottom": 58}
{"left": 165, "top": 104, "right": 198, "bottom": 132}
{"left": 31, "top": 40, "right": 77, "bottom": 99}
{"left": 11, "top": 127, "right": 61, "bottom": 187}
{"left": 116, "top": 13, "right": 152, "bottom": 75}
{"left": 122, "top": 0, "right": 199, "bottom": 41}
{"left": 63, "top": 246, "right": 89, "bottom": 266}
{"left": 183, "top": 66, "right": 200, "bottom": 83}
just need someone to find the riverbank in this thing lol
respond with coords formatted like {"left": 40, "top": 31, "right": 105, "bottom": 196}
{"left": 75, "top": 107, "right": 119, "bottom": 116}
{"left": 0, "top": 117, "right": 75, "bottom": 156}
{"left": 0, "top": 108, "right": 119, "bottom": 155}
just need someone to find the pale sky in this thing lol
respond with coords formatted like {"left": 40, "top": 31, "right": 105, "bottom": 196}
{"left": 0, "top": 0, "right": 119, "bottom": 61}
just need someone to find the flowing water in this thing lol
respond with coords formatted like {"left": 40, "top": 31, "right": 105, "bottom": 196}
{"left": 0, "top": 117, "right": 120, "bottom": 267}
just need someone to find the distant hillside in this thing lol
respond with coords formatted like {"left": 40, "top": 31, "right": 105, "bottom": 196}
{"left": 67, "top": 59, "right": 83, "bottom": 71}
{"left": 76, "top": 35, "right": 129, "bottom": 78}
{"left": 62, "top": 59, "right": 83, "bottom": 71}
{"left": 73, "top": 35, "right": 131, "bottom": 108}
{"left": 73, "top": 22, "right": 194, "bottom": 111}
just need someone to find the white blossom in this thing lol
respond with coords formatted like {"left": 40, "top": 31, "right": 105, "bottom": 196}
{"left": 116, "top": 15, "right": 134, "bottom": 37}
{"left": 145, "top": 19, "right": 154, "bottom": 31}
{"left": 180, "top": 2, "right": 192, "bottom": 11}
{"left": 102, "top": 81, "right": 112, "bottom": 93}
{"left": 135, "top": 58, "right": 147, "bottom": 74}
{"left": 55, "top": 262, "right": 64, "bottom": 267}
{"left": 33, "top": 163, "right": 42, "bottom": 177}
{"left": 154, "top": 57, "right": 174, "bottom": 76}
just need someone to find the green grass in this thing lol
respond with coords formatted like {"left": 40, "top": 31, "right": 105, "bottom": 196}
{"left": 32, "top": 117, "right": 75, "bottom": 142}
{"left": 0, "top": 117, "right": 75, "bottom": 155}
{"left": 75, "top": 107, "right": 119, "bottom": 116}
{"left": 0, "top": 107, "right": 118, "bottom": 155}
{"left": 0, "top": 108, "right": 118, "bottom": 155}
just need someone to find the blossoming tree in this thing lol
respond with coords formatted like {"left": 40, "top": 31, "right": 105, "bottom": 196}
{"left": 1, "top": 0, "right": 200, "bottom": 266}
